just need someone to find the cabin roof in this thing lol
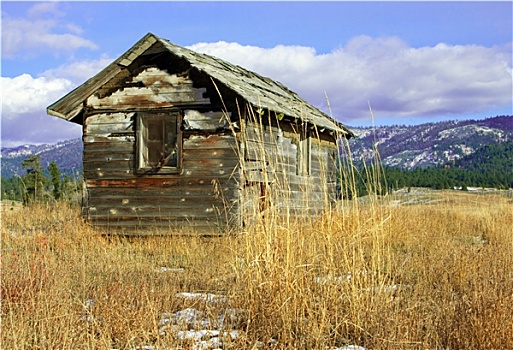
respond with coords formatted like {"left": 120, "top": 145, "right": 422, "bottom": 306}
{"left": 47, "top": 32, "right": 353, "bottom": 137}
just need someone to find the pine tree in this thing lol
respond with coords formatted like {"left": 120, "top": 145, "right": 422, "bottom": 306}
{"left": 48, "top": 161, "right": 62, "bottom": 200}
{"left": 21, "top": 155, "right": 48, "bottom": 204}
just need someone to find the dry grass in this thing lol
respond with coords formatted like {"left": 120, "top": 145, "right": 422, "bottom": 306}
{"left": 2, "top": 191, "right": 512, "bottom": 349}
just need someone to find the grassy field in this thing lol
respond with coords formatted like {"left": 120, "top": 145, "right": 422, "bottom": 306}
{"left": 1, "top": 190, "right": 512, "bottom": 349}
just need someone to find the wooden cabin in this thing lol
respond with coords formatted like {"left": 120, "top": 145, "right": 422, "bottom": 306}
{"left": 47, "top": 33, "right": 354, "bottom": 234}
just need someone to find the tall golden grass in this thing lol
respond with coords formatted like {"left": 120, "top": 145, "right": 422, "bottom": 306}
{"left": 2, "top": 189, "right": 512, "bottom": 349}
{"left": 2, "top": 109, "right": 512, "bottom": 349}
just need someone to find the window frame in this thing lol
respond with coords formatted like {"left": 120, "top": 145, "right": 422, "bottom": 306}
{"left": 136, "top": 110, "right": 183, "bottom": 175}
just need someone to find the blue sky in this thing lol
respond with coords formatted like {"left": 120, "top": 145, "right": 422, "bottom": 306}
{"left": 1, "top": 1, "right": 512, "bottom": 147}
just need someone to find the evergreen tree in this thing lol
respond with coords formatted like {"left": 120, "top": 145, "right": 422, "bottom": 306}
{"left": 21, "top": 155, "right": 48, "bottom": 204}
{"left": 48, "top": 161, "right": 62, "bottom": 200}
{"left": 1, "top": 176, "right": 25, "bottom": 201}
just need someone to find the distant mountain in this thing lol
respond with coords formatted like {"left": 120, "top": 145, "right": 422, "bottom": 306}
{"left": 1, "top": 115, "right": 511, "bottom": 179}
{"left": 1, "top": 139, "right": 83, "bottom": 179}
{"left": 347, "top": 115, "right": 513, "bottom": 169}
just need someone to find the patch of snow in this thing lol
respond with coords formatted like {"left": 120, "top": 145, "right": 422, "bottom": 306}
{"left": 157, "top": 267, "right": 185, "bottom": 273}
{"left": 333, "top": 346, "right": 365, "bottom": 350}
{"left": 438, "top": 124, "right": 500, "bottom": 140}
{"left": 158, "top": 306, "right": 244, "bottom": 350}
{"left": 107, "top": 287, "right": 372, "bottom": 349}
{"left": 315, "top": 271, "right": 370, "bottom": 285}
{"left": 455, "top": 144, "right": 474, "bottom": 155}
{"left": 175, "top": 292, "right": 228, "bottom": 303}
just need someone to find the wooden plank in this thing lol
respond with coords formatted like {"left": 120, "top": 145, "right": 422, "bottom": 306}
{"left": 179, "top": 165, "right": 238, "bottom": 178}
{"left": 84, "top": 135, "right": 136, "bottom": 143}
{"left": 271, "top": 152, "right": 297, "bottom": 165}
{"left": 84, "top": 166, "right": 239, "bottom": 180}
{"left": 88, "top": 218, "right": 224, "bottom": 228}
{"left": 85, "top": 177, "right": 236, "bottom": 188}
{"left": 242, "top": 161, "right": 268, "bottom": 171}
{"left": 83, "top": 151, "right": 134, "bottom": 162}
{"left": 245, "top": 135, "right": 297, "bottom": 157}
{"left": 182, "top": 147, "right": 237, "bottom": 160}
{"left": 245, "top": 140, "right": 276, "bottom": 158}
{"left": 86, "top": 206, "right": 224, "bottom": 219}
{"left": 88, "top": 219, "right": 224, "bottom": 228}
{"left": 87, "top": 93, "right": 211, "bottom": 110}
{"left": 271, "top": 163, "right": 296, "bottom": 177}
{"left": 84, "top": 169, "right": 133, "bottom": 180}
{"left": 82, "top": 158, "right": 239, "bottom": 177}
{"left": 244, "top": 170, "right": 275, "bottom": 183}
{"left": 87, "top": 198, "right": 229, "bottom": 211}
{"left": 89, "top": 162, "right": 237, "bottom": 177}
{"left": 83, "top": 160, "right": 134, "bottom": 171}
{"left": 87, "top": 186, "right": 237, "bottom": 199}
{"left": 183, "top": 157, "right": 239, "bottom": 169}
{"left": 85, "top": 122, "right": 134, "bottom": 135}
{"left": 85, "top": 112, "right": 136, "bottom": 125}
{"left": 183, "top": 110, "right": 231, "bottom": 131}
{"left": 278, "top": 175, "right": 328, "bottom": 190}
{"left": 183, "top": 134, "right": 235, "bottom": 149}
{"left": 84, "top": 141, "right": 134, "bottom": 152}
{"left": 246, "top": 128, "right": 282, "bottom": 144}
{"left": 89, "top": 189, "right": 233, "bottom": 208}
{"left": 87, "top": 219, "right": 228, "bottom": 234}
{"left": 93, "top": 86, "right": 202, "bottom": 97}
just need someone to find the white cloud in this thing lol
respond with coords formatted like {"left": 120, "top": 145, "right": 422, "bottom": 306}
{"left": 1, "top": 74, "right": 73, "bottom": 117}
{"left": 27, "top": 2, "right": 64, "bottom": 19}
{"left": 1, "top": 74, "right": 81, "bottom": 147}
{"left": 1, "top": 55, "right": 114, "bottom": 147}
{"left": 41, "top": 56, "right": 114, "bottom": 85}
{"left": 2, "top": 35, "right": 511, "bottom": 147}
{"left": 189, "top": 36, "right": 513, "bottom": 124}
{"left": 1, "top": 3, "right": 97, "bottom": 59}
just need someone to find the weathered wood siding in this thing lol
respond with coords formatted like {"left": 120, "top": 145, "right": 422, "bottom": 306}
{"left": 241, "top": 120, "right": 338, "bottom": 222}
{"left": 82, "top": 65, "right": 240, "bottom": 234}
{"left": 87, "top": 67, "right": 210, "bottom": 109}
{"left": 83, "top": 115, "right": 239, "bottom": 233}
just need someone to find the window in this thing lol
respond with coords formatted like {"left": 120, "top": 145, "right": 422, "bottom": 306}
{"left": 297, "top": 129, "right": 311, "bottom": 176}
{"left": 137, "top": 111, "right": 182, "bottom": 174}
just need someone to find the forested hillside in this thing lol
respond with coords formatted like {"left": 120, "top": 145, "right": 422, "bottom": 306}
{"left": 1, "top": 139, "right": 82, "bottom": 179}
{"left": 342, "top": 140, "right": 513, "bottom": 197}
{"left": 348, "top": 115, "right": 512, "bottom": 169}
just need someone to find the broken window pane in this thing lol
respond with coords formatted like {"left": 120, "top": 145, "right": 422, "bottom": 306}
{"left": 137, "top": 111, "right": 181, "bottom": 173}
